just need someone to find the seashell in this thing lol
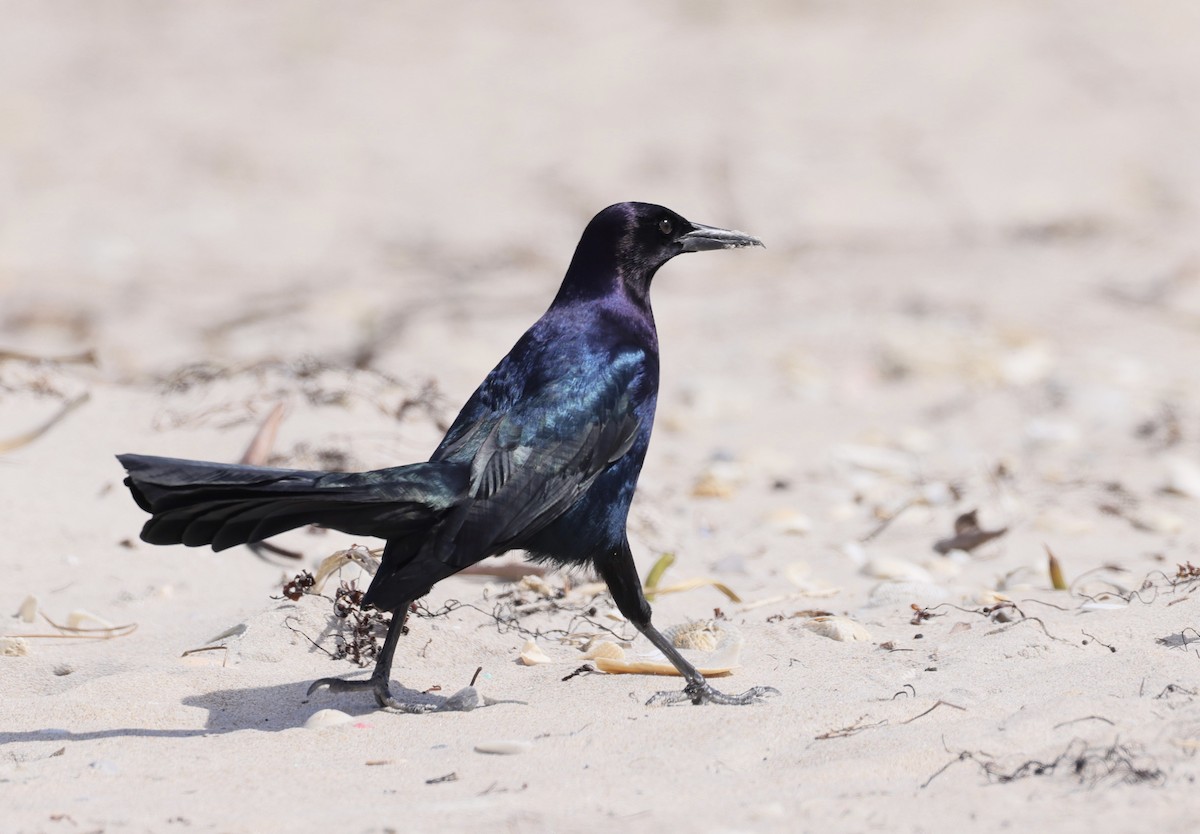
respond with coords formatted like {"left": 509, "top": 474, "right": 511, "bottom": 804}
{"left": 311, "top": 544, "right": 381, "bottom": 592}
{"left": 303, "top": 709, "right": 353, "bottom": 729}
{"left": 593, "top": 620, "right": 742, "bottom": 677}
{"left": 519, "top": 639, "right": 553, "bottom": 665}
{"left": 0, "top": 636, "right": 30, "bottom": 656}
{"left": 66, "top": 610, "right": 114, "bottom": 630}
{"left": 663, "top": 621, "right": 721, "bottom": 652}
{"left": 16, "top": 594, "right": 38, "bottom": 623}
{"left": 802, "top": 616, "right": 871, "bottom": 642}
{"left": 1165, "top": 458, "right": 1200, "bottom": 500}
{"left": 474, "top": 740, "right": 533, "bottom": 755}
{"left": 861, "top": 558, "right": 932, "bottom": 583}
{"left": 580, "top": 640, "right": 625, "bottom": 661}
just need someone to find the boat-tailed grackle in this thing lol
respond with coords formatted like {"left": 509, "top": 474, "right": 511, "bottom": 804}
{"left": 119, "top": 202, "right": 776, "bottom": 709}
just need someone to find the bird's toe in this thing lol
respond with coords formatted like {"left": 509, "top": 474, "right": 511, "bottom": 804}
{"left": 646, "top": 681, "right": 779, "bottom": 707}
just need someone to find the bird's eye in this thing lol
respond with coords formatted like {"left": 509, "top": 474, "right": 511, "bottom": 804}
{"left": 658, "top": 218, "right": 673, "bottom": 236}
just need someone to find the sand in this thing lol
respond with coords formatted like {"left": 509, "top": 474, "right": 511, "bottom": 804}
{"left": 3, "top": 2, "right": 1200, "bottom": 832}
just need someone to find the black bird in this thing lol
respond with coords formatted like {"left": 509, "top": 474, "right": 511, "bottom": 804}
{"left": 119, "top": 202, "right": 775, "bottom": 709}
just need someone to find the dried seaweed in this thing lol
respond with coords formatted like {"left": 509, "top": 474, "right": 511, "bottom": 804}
{"left": 924, "top": 739, "right": 1165, "bottom": 789}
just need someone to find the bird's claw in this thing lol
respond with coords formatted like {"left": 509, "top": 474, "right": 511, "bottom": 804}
{"left": 307, "top": 675, "right": 403, "bottom": 709}
{"left": 646, "top": 681, "right": 780, "bottom": 707}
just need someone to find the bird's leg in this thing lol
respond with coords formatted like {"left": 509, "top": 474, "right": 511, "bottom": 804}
{"left": 307, "top": 600, "right": 434, "bottom": 713}
{"left": 636, "top": 623, "right": 779, "bottom": 706}
{"left": 598, "top": 541, "right": 779, "bottom": 707}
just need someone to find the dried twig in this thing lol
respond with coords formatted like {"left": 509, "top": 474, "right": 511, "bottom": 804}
{"left": 901, "top": 700, "right": 966, "bottom": 725}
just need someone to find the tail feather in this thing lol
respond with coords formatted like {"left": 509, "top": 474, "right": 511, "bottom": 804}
{"left": 118, "top": 453, "right": 468, "bottom": 551}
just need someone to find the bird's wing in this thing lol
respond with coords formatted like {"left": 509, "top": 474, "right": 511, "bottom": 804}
{"left": 429, "top": 348, "right": 646, "bottom": 566}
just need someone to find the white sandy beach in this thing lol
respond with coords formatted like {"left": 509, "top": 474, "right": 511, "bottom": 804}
{"left": 3, "top": 2, "right": 1200, "bottom": 832}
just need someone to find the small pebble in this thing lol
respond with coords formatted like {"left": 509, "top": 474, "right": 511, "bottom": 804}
{"left": 304, "top": 709, "right": 354, "bottom": 729}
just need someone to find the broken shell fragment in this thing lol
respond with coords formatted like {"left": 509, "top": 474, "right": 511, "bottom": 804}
{"left": 802, "top": 615, "right": 872, "bottom": 642}
{"left": 519, "top": 639, "right": 553, "bottom": 665}
{"left": 663, "top": 621, "right": 722, "bottom": 651}
{"left": 517, "top": 574, "right": 555, "bottom": 597}
{"left": 16, "top": 595, "right": 38, "bottom": 624}
{"left": 1079, "top": 600, "right": 1128, "bottom": 611}
{"left": 311, "top": 545, "right": 381, "bottom": 593}
{"left": 579, "top": 640, "right": 625, "bottom": 661}
{"left": 592, "top": 620, "right": 742, "bottom": 677}
{"left": 66, "top": 610, "right": 114, "bottom": 630}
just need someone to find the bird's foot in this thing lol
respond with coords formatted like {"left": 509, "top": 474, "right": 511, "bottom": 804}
{"left": 307, "top": 674, "right": 430, "bottom": 712}
{"left": 646, "top": 680, "right": 780, "bottom": 707}
{"left": 307, "top": 676, "right": 509, "bottom": 714}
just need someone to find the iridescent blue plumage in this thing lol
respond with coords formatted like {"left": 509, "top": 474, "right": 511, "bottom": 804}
{"left": 119, "top": 202, "right": 773, "bottom": 709}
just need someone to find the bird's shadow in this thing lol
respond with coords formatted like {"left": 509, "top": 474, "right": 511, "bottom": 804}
{"left": 1, "top": 677, "right": 456, "bottom": 746}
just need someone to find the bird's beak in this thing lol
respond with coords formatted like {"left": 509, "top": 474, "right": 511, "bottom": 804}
{"left": 678, "top": 222, "right": 764, "bottom": 252}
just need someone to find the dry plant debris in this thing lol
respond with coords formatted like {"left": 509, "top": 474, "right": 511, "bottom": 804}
{"left": 331, "top": 581, "right": 389, "bottom": 667}
{"left": 924, "top": 740, "right": 1166, "bottom": 789}
{"left": 933, "top": 509, "right": 1008, "bottom": 554}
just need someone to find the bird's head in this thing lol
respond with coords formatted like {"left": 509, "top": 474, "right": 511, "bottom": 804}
{"left": 556, "top": 202, "right": 763, "bottom": 308}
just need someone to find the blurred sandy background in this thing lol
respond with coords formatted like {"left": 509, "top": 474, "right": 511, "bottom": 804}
{"left": 3, "top": 2, "right": 1200, "bottom": 833}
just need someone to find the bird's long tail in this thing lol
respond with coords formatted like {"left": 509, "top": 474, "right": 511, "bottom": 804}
{"left": 117, "top": 453, "right": 468, "bottom": 551}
